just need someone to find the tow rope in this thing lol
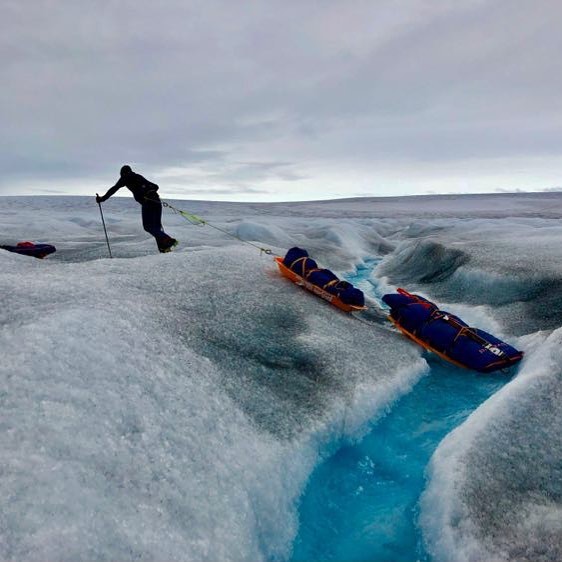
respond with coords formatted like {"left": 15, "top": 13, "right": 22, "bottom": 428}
{"left": 158, "top": 198, "right": 273, "bottom": 256}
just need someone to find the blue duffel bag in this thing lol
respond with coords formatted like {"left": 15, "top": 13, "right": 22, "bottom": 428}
{"left": 307, "top": 268, "right": 339, "bottom": 290}
{"left": 283, "top": 247, "right": 318, "bottom": 277}
{"left": 338, "top": 286, "right": 365, "bottom": 307}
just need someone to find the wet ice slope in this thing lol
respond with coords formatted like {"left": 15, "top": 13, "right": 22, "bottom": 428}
{"left": 1, "top": 246, "right": 425, "bottom": 561}
{"left": 1, "top": 192, "right": 562, "bottom": 561}
{"left": 421, "top": 328, "right": 562, "bottom": 562}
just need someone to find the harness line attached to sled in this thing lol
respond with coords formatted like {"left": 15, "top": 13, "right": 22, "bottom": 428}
{"left": 156, "top": 198, "right": 274, "bottom": 256}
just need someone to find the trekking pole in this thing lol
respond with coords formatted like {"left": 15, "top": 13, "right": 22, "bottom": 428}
{"left": 96, "top": 194, "right": 113, "bottom": 258}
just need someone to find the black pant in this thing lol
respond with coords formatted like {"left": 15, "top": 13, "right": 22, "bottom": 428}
{"left": 141, "top": 198, "right": 173, "bottom": 250}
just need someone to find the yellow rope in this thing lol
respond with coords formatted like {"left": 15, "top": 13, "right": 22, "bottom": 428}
{"left": 160, "top": 199, "right": 273, "bottom": 255}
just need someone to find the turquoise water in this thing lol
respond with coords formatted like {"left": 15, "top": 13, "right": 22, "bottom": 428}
{"left": 290, "top": 261, "right": 509, "bottom": 562}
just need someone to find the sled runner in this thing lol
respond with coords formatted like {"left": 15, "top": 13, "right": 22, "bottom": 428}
{"left": 275, "top": 248, "right": 367, "bottom": 313}
{"left": 382, "top": 288, "right": 524, "bottom": 373}
{"left": 1, "top": 241, "right": 56, "bottom": 259}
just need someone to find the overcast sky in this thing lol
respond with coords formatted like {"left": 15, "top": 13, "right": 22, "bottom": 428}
{"left": 2, "top": 0, "right": 562, "bottom": 201}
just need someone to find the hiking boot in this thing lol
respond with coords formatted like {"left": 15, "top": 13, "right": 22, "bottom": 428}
{"left": 159, "top": 238, "right": 178, "bottom": 253}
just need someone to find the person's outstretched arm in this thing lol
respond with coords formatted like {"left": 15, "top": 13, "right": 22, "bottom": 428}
{"left": 96, "top": 179, "right": 125, "bottom": 203}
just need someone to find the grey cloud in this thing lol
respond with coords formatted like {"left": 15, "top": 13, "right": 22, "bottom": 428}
{"left": 168, "top": 186, "right": 271, "bottom": 196}
{"left": 34, "top": 188, "right": 69, "bottom": 195}
{"left": 1, "top": 1, "right": 561, "bottom": 198}
{"left": 158, "top": 159, "right": 307, "bottom": 195}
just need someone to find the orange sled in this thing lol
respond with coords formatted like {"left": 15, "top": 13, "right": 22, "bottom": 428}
{"left": 274, "top": 256, "right": 367, "bottom": 313}
{"left": 384, "top": 288, "right": 524, "bottom": 372}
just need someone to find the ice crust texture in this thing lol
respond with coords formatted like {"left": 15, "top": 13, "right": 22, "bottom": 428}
{"left": 1, "top": 192, "right": 562, "bottom": 561}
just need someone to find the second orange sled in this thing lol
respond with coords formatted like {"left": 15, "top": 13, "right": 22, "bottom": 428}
{"left": 275, "top": 256, "right": 367, "bottom": 313}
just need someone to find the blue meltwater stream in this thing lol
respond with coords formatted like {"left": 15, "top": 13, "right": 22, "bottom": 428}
{"left": 289, "top": 260, "right": 510, "bottom": 562}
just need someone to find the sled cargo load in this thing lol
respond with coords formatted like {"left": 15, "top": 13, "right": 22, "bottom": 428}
{"left": 1, "top": 241, "right": 57, "bottom": 259}
{"left": 382, "top": 288, "right": 524, "bottom": 373}
{"left": 276, "top": 247, "right": 366, "bottom": 313}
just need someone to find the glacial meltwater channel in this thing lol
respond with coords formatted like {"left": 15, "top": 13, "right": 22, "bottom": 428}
{"left": 290, "top": 260, "right": 511, "bottom": 562}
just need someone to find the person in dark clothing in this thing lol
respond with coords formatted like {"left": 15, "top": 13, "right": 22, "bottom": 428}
{"left": 96, "top": 165, "right": 178, "bottom": 253}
